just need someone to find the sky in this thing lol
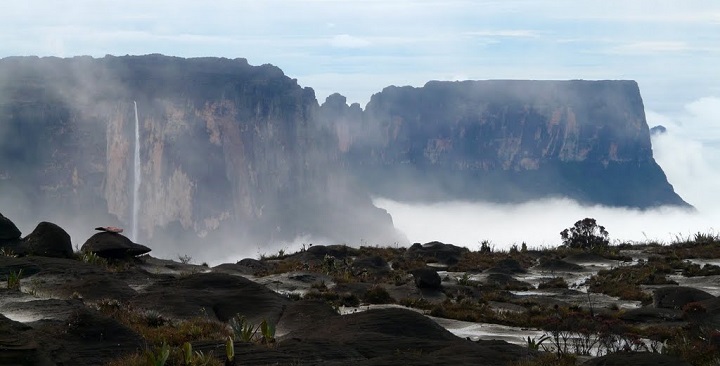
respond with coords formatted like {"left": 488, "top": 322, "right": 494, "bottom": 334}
{"left": 0, "top": 1, "right": 718, "bottom": 111}
{"left": 1, "top": 1, "right": 719, "bottom": 257}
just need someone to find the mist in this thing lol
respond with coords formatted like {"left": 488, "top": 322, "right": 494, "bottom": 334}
{"left": 374, "top": 96, "right": 720, "bottom": 251}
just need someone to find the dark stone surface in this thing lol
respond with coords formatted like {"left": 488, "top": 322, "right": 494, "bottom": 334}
{"left": 653, "top": 286, "right": 715, "bottom": 309}
{"left": 535, "top": 257, "right": 584, "bottom": 271}
{"left": 486, "top": 258, "right": 527, "bottom": 274}
{"left": 20, "top": 221, "right": 73, "bottom": 258}
{"left": 130, "top": 272, "right": 290, "bottom": 324}
{"left": 405, "top": 241, "right": 469, "bottom": 265}
{"left": 0, "top": 314, "right": 53, "bottom": 366}
{"left": 619, "top": 307, "right": 684, "bottom": 322}
{"left": 352, "top": 256, "right": 390, "bottom": 277}
{"left": 411, "top": 268, "right": 442, "bottom": 289}
{"left": 81, "top": 232, "right": 151, "bottom": 259}
{"left": 0, "top": 212, "right": 22, "bottom": 241}
{"left": 582, "top": 352, "right": 691, "bottom": 366}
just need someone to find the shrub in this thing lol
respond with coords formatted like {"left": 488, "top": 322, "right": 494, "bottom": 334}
{"left": 6, "top": 269, "right": 22, "bottom": 291}
{"left": 560, "top": 218, "right": 609, "bottom": 251}
{"left": 363, "top": 285, "right": 394, "bottom": 304}
{"left": 538, "top": 277, "right": 568, "bottom": 289}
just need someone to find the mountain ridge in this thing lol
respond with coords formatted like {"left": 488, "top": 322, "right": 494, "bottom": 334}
{"left": 0, "top": 55, "right": 689, "bottom": 254}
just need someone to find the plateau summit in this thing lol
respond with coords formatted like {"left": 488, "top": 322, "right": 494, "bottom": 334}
{"left": 0, "top": 55, "right": 688, "bottom": 249}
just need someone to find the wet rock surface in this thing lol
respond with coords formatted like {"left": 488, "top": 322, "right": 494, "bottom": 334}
{"left": 1, "top": 216, "right": 719, "bottom": 366}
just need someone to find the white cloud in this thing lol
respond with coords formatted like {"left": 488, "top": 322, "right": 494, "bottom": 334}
{"left": 607, "top": 41, "right": 690, "bottom": 54}
{"left": 464, "top": 30, "right": 541, "bottom": 38}
{"left": 329, "top": 34, "right": 372, "bottom": 48}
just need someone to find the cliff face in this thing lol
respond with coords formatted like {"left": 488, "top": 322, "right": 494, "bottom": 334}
{"left": 320, "top": 80, "right": 688, "bottom": 208}
{"left": 0, "top": 56, "right": 689, "bottom": 252}
{"left": 0, "top": 55, "right": 399, "bottom": 249}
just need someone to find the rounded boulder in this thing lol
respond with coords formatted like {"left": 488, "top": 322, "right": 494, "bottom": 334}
{"left": 22, "top": 221, "right": 73, "bottom": 258}
{"left": 81, "top": 232, "right": 151, "bottom": 259}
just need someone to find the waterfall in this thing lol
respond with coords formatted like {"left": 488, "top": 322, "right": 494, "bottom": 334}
{"left": 132, "top": 101, "right": 141, "bottom": 242}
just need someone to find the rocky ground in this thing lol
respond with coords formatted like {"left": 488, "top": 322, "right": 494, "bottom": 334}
{"left": 1, "top": 212, "right": 719, "bottom": 365}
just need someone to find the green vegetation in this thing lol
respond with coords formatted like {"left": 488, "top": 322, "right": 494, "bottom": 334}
{"left": 560, "top": 218, "right": 609, "bottom": 251}
{"left": 6, "top": 269, "right": 22, "bottom": 290}
{"left": 586, "top": 261, "right": 676, "bottom": 303}
{"left": 0, "top": 246, "right": 18, "bottom": 257}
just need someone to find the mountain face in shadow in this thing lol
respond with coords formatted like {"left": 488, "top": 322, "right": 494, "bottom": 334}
{"left": 0, "top": 55, "right": 401, "bottom": 250}
{"left": 320, "top": 80, "right": 688, "bottom": 208}
{"left": 0, "top": 55, "right": 688, "bottom": 252}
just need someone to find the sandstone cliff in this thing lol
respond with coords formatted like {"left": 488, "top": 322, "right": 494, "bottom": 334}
{"left": 0, "top": 55, "right": 399, "bottom": 249}
{"left": 0, "top": 56, "right": 689, "bottom": 254}
{"left": 320, "top": 80, "right": 688, "bottom": 208}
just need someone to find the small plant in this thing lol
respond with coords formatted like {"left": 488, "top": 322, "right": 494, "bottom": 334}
{"left": 0, "top": 247, "right": 17, "bottom": 257}
{"left": 456, "top": 273, "right": 474, "bottom": 286}
{"left": 260, "top": 319, "right": 276, "bottom": 344}
{"left": 6, "top": 269, "right": 22, "bottom": 290}
{"left": 80, "top": 250, "right": 107, "bottom": 266}
{"left": 225, "top": 336, "right": 235, "bottom": 364}
{"left": 179, "top": 254, "right": 192, "bottom": 264}
{"left": 145, "top": 342, "right": 170, "bottom": 366}
{"left": 526, "top": 334, "right": 551, "bottom": 351}
{"left": 144, "top": 310, "right": 167, "bottom": 327}
{"left": 182, "top": 342, "right": 193, "bottom": 365}
{"left": 229, "top": 314, "right": 258, "bottom": 343}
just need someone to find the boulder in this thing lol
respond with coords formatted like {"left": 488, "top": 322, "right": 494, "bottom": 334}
{"left": 80, "top": 232, "right": 151, "bottom": 259}
{"left": 405, "top": 241, "right": 469, "bottom": 265}
{"left": 21, "top": 221, "right": 73, "bottom": 258}
{"left": 304, "top": 244, "right": 361, "bottom": 260}
{"left": 411, "top": 268, "right": 442, "bottom": 289}
{"left": 582, "top": 352, "right": 691, "bottom": 366}
{"left": 0, "top": 314, "right": 53, "bottom": 366}
{"left": 0, "top": 212, "right": 21, "bottom": 241}
{"left": 486, "top": 258, "right": 527, "bottom": 274}
{"left": 276, "top": 299, "right": 340, "bottom": 336}
{"left": 653, "top": 286, "right": 715, "bottom": 309}
{"left": 130, "top": 272, "right": 290, "bottom": 324}
{"left": 279, "top": 308, "right": 533, "bottom": 365}
{"left": 213, "top": 258, "right": 269, "bottom": 276}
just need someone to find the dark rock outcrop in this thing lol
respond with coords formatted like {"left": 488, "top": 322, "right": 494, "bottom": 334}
{"left": 411, "top": 268, "right": 442, "bottom": 289}
{"left": 20, "top": 221, "right": 73, "bottom": 258}
{"left": 486, "top": 258, "right": 527, "bottom": 274}
{"left": 0, "top": 314, "right": 54, "bottom": 366}
{"left": 582, "top": 352, "right": 691, "bottom": 366}
{"left": 650, "top": 125, "right": 667, "bottom": 135}
{"left": 653, "top": 286, "right": 715, "bottom": 309}
{"left": 0, "top": 212, "right": 21, "bottom": 241}
{"left": 130, "top": 272, "right": 290, "bottom": 324}
{"left": 405, "top": 241, "right": 469, "bottom": 265}
{"left": 352, "top": 256, "right": 390, "bottom": 277}
{"left": 80, "top": 232, "right": 151, "bottom": 259}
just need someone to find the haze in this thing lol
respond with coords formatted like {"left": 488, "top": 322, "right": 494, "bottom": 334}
{"left": 0, "top": 1, "right": 719, "bottom": 264}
